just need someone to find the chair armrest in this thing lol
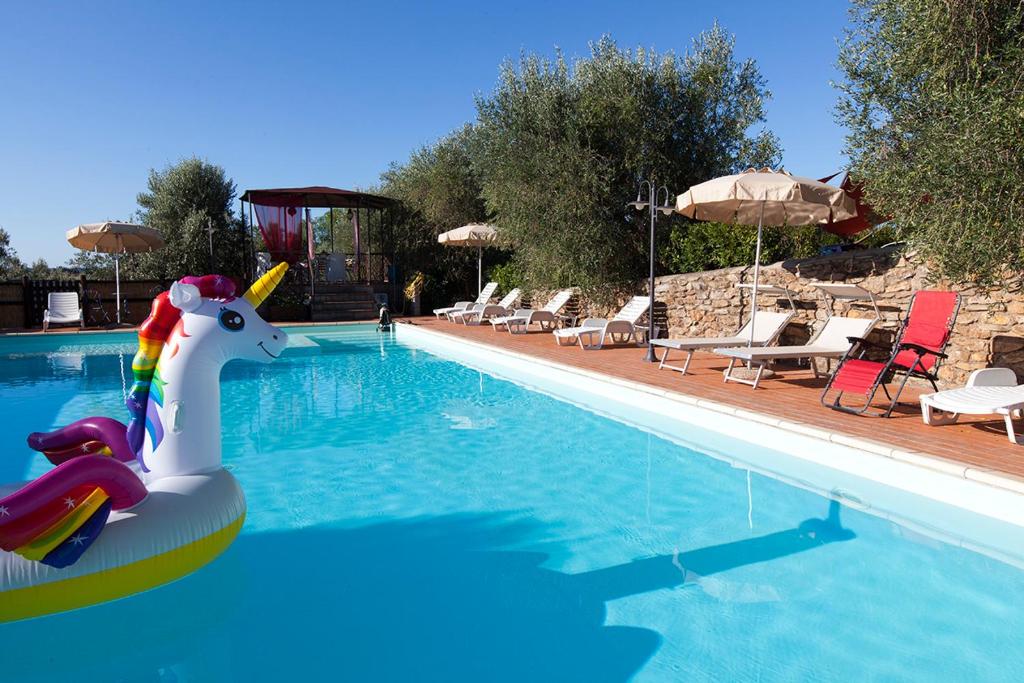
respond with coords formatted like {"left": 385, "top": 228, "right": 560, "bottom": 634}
{"left": 846, "top": 336, "right": 887, "bottom": 350}
{"left": 899, "top": 342, "right": 947, "bottom": 359}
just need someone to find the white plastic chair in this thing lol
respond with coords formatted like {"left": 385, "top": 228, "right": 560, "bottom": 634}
{"left": 43, "top": 292, "right": 83, "bottom": 332}
{"left": 492, "top": 289, "right": 574, "bottom": 333}
{"left": 921, "top": 368, "right": 1024, "bottom": 444}
{"left": 652, "top": 310, "right": 795, "bottom": 375}
{"left": 715, "top": 316, "right": 878, "bottom": 389}
{"left": 552, "top": 296, "right": 651, "bottom": 350}
{"left": 450, "top": 289, "right": 521, "bottom": 325}
{"left": 433, "top": 282, "right": 498, "bottom": 319}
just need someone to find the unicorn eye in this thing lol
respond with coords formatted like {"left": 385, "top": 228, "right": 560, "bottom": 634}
{"left": 218, "top": 309, "right": 245, "bottom": 332}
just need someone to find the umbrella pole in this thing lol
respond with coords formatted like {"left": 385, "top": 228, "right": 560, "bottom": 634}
{"left": 114, "top": 253, "right": 121, "bottom": 325}
{"left": 477, "top": 245, "right": 482, "bottom": 297}
{"left": 748, "top": 203, "right": 765, "bottom": 348}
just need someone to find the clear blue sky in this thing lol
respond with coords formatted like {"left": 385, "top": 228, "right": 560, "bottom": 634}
{"left": 0, "top": 0, "right": 852, "bottom": 264}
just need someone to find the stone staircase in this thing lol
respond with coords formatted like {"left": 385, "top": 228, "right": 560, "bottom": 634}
{"left": 310, "top": 284, "right": 379, "bottom": 322}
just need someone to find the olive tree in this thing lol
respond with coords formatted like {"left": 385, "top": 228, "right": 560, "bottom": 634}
{"left": 836, "top": 0, "right": 1024, "bottom": 281}
{"left": 130, "top": 157, "right": 247, "bottom": 280}
{"left": 471, "top": 27, "right": 780, "bottom": 290}
{"left": 379, "top": 125, "right": 494, "bottom": 303}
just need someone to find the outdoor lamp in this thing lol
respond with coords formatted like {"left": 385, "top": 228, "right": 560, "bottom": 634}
{"left": 656, "top": 186, "right": 675, "bottom": 215}
{"left": 630, "top": 177, "right": 674, "bottom": 362}
{"left": 629, "top": 181, "right": 652, "bottom": 211}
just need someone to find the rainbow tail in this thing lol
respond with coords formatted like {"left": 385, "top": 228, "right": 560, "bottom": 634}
{"left": 27, "top": 416, "right": 134, "bottom": 466}
{"left": 0, "top": 456, "right": 147, "bottom": 568}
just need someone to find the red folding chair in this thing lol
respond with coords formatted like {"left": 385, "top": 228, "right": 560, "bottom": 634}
{"left": 821, "top": 291, "right": 961, "bottom": 416}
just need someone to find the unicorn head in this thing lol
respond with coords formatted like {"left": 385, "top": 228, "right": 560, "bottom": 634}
{"left": 127, "top": 264, "right": 289, "bottom": 479}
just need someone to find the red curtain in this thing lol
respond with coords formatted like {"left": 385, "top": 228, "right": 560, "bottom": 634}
{"left": 254, "top": 204, "right": 304, "bottom": 264}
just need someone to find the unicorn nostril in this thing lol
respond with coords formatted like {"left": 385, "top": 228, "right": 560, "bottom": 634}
{"left": 272, "top": 334, "right": 278, "bottom": 340}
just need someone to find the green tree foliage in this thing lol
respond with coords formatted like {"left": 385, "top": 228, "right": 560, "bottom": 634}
{"left": 471, "top": 28, "right": 781, "bottom": 290}
{"left": 0, "top": 228, "right": 26, "bottom": 279}
{"left": 312, "top": 209, "right": 354, "bottom": 254}
{"left": 63, "top": 249, "right": 115, "bottom": 278}
{"left": 25, "top": 258, "right": 68, "bottom": 280}
{"left": 836, "top": 0, "right": 1024, "bottom": 281}
{"left": 379, "top": 125, "right": 495, "bottom": 303}
{"left": 662, "top": 222, "right": 843, "bottom": 274}
{"left": 130, "top": 157, "right": 247, "bottom": 280}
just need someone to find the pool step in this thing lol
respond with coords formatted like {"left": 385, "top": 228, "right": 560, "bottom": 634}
{"left": 310, "top": 284, "right": 379, "bottom": 322}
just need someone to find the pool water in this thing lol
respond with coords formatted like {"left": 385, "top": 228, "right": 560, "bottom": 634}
{"left": 2, "top": 325, "right": 1023, "bottom": 681}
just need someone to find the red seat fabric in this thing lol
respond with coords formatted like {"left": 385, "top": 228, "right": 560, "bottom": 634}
{"left": 891, "top": 291, "right": 958, "bottom": 371}
{"left": 831, "top": 358, "right": 886, "bottom": 394}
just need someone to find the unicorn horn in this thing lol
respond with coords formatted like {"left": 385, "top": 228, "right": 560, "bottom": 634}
{"left": 243, "top": 262, "right": 289, "bottom": 308}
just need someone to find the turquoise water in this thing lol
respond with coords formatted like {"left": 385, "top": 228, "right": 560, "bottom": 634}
{"left": 2, "top": 325, "right": 1023, "bottom": 681}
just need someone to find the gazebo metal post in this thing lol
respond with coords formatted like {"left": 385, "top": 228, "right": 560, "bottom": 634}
{"left": 248, "top": 200, "right": 255, "bottom": 282}
{"left": 305, "top": 201, "right": 314, "bottom": 319}
{"left": 239, "top": 198, "right": 246, "bottom": 281}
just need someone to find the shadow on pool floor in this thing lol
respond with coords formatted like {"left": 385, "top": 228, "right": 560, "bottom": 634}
{"left": 4, "top": 503, "right": 852, "bottom": 682}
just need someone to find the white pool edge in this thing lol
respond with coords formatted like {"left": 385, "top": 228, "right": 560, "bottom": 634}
{"left": 396, "top": 323, "right": 1024, "bottom": 536}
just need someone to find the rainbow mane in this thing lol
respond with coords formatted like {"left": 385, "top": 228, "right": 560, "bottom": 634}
{"left": 126, "top": 275, "right": 237, "bottom": 471}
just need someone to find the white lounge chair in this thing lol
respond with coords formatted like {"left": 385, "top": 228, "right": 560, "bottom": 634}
{"left": 491, "top": 288, "right": 574, "bottom": 333}
{"left": 43, "top": 292, "right": 83, "bottom": 332}
{"left": 449, "top": 288, "right": 521, "bottom": 325}
{"left": 552, "top": 295, "right": 650, "bottom": 350}
{"left": 920, "top": 368, "right": 1024, "bottom": 444}
{"left": 433, "top": 282, "right": 498, "bottom": 319}
{"left": 652, "top": 310, "right": 795, "bottom": 375}
{"left": 715, "top": 315, "right": 878, "bottom": 389}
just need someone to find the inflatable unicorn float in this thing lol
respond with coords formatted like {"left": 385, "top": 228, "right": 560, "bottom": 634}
{"left": 0, "top": 263, "right": 289, "bottom": 622}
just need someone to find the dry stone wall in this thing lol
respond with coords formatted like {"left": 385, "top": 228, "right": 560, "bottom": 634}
{"left": 522, "top": 246, "right": 1024, "bottom": 388}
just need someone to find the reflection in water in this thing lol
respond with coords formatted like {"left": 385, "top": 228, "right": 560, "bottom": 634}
{"left": 3, "top": 505, "right": 852, "bottom": 683}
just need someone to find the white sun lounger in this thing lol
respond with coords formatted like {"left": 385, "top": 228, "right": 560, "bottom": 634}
{"left": 491, "top": 289, "right": 574, "bottom": 333}
{"left": 651, "top": 310, "right": 795, "bottom": 375}
{"left": 552, "top": 295, "right": 650, "bottom": 350}
{"left": 450, "top": 288, "right": 521, "bottom": 325}
{"left": 715, "top": 315, "right": 877, "bottom": 389}
{"left": 920, "top": 368, "right": 1024, "bottom": 444}
{"left": 43, "top": 291, "right": 83, "bottom": 332}
{"left": 433, "top": 282, "right": 498, "bottom": 319}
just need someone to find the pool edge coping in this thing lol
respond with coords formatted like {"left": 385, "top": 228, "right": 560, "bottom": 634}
{"left": 396, "top": 321, "right": 1024, "bottom": 500}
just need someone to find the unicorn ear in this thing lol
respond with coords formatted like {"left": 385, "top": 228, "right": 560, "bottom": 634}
{"left": 168, "top": 281, "right": 203, "bottom": 312}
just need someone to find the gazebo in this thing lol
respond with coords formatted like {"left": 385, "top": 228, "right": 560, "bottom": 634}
{"left": 240, "top": 186, "right": 398, "bottom": 315}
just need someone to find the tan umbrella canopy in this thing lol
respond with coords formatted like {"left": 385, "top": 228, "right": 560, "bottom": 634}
{"left": 66, "top": 222, "right": 165, "bottom": 324}
{"left": 437, "top": 223, "right": 499, "bottom": 296}
{"left": 676, "top": 169, "right": 856, "bottom": 345}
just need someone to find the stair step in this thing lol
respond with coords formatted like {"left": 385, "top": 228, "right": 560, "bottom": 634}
{"left": 313, "top": 294, "right": 377, "bottom": 304}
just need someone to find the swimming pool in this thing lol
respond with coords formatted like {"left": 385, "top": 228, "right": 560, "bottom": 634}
{"left": 2, "top": 324, "right": 1023, "bottom": 681}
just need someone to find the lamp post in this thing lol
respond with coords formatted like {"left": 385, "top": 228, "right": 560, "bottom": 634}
{"left": 629, "top": 179, "right": 675, "bottom": 362}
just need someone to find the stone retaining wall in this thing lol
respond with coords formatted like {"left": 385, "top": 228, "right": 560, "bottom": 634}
{"left": 525, "top": 246, "right": 1024, "bottom": 388}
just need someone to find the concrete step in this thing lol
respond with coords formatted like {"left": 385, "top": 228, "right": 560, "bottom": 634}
{"left": 313, "top": 292, "right": 378, "bottom": 303}
{"left": 311, "top": 306, "right": 378, "bottom": 322}
{"left": 314, "top": 284, "right": 374, "bottom": 295}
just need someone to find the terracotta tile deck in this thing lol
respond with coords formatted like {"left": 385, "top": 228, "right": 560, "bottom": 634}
{"left": 399, "top": 316, "right": 1024, "bottom": 482}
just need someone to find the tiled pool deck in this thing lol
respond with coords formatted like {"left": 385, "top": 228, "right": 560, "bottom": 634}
{"left": 8, "top": 317, "right": 1024, "bottom": 494}
{"left": 402, "top": 316, "right": 1024, "bottom": 491}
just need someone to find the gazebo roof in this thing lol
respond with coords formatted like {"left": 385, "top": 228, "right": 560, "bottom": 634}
{"left": 240, "top": 186, "right": 395, "bottom": 209}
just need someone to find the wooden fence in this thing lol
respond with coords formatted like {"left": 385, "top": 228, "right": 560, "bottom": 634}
{"left": 0, "top": 277, "right": 171, "bottom": 330}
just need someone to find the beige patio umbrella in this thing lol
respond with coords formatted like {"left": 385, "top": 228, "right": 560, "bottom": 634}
{"left": 66, "top": 222, "right": 165, "bottom": 324}
{"left": 437, "top": 223, "right": 499, "bottom": 296}
{"left": 676, "top": 168, "right": 856, "bottom": 346}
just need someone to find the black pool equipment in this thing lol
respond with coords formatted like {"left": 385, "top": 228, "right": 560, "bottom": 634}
{"left": 377, "top": 305, "right": 393, "bottom": 332}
